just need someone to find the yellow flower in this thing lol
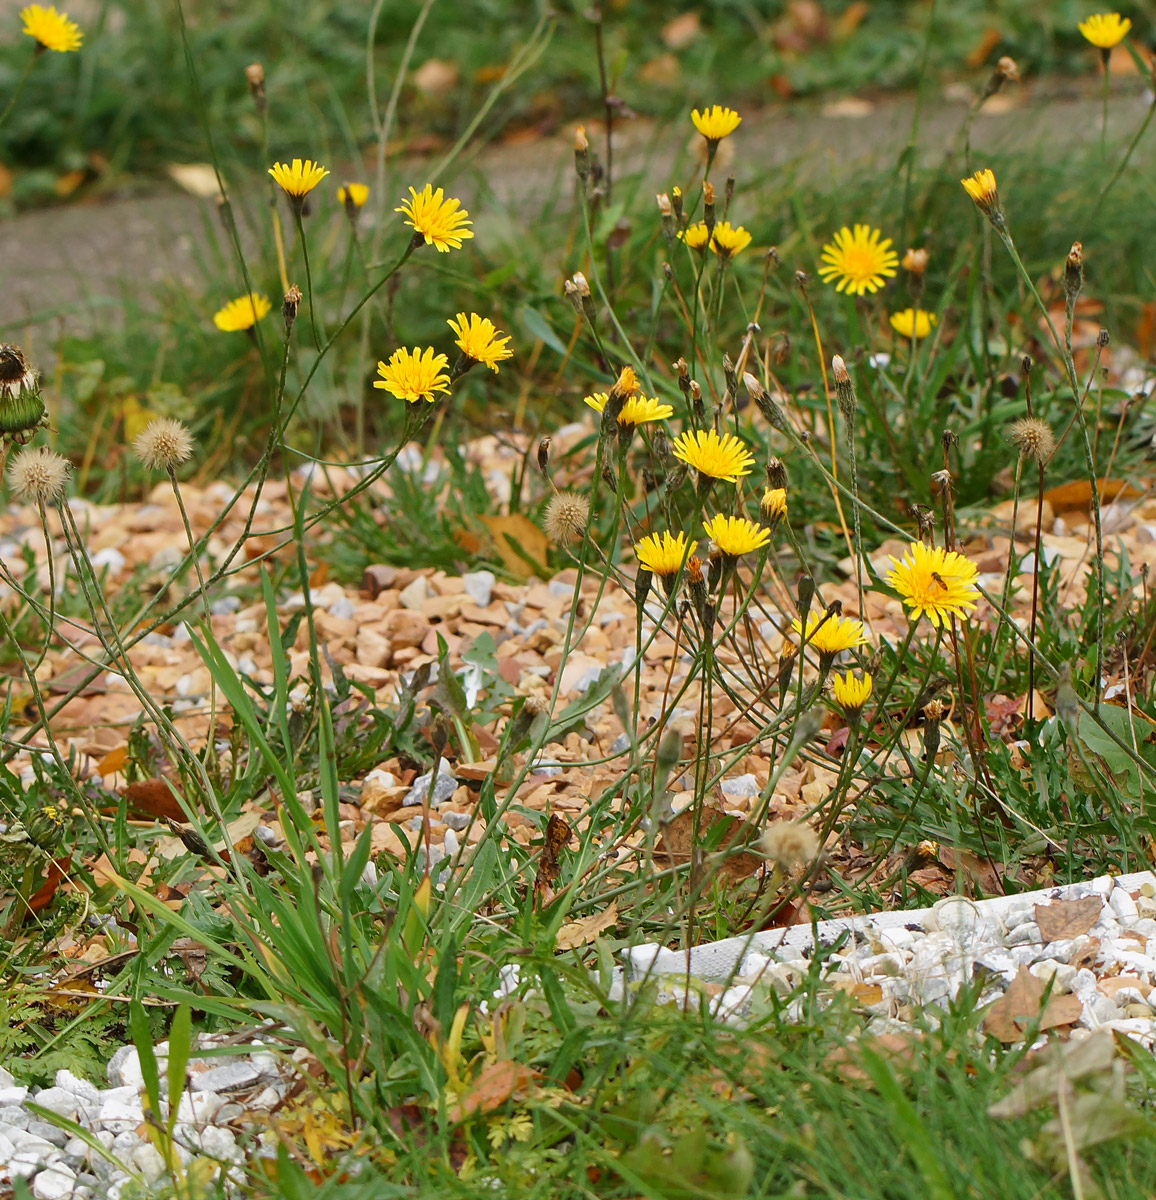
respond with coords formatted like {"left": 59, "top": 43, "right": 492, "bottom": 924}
{"left": 710, "top": 222, "right": 752, "bottom": 259}
{"left": 213, "top": 293, "right": 271, "bottom": 333}
{"left": 635, "top": 531, "right": 696, "bottom": 576}
{"left": 791, "top": 612, "right": 867, "bottom": 658}
{"left": 961, "top": 168, "right": 999, "bottom": 212}
{"left": 679, "top": 222, "right": 711, "bottom": 252}
{"left": 396, "top": 184, "right": 474, "bottom": 252}
{"left": 691, "top": 105, "right": 742, "bottom": 142}
{"left": 337, "top": 182, "right": 369, "bottom": 208}
{"left": 1079, "top": 12, "right": 1131, "bottom": 48}
{"left": 373, "top": 346, "right": 451, "bottom": 403}
{"left": 268, "top": 159, "right": 330, "bottom": 199}
{"left": 671, "top": 429, "right": 755, "bottom": 483}
{"left": 761, "top": 487, "right": 788, "bottom": 525}
{"left": 832, "top": 670, "right": 873, "bottom": 719}
{"left": 703, "top": 514, "right": 770, "bottom": 557}
{"left": 885, "top": 541, "right": 980, "bottom": 628}
{"left": 447, "top": 312, "right": 512, "bottom": 372}
{"left": 584, "top": 392, "right": 673, "bottom": 426}
{"left": 20, "top": 5, "right": 81, "bottom": 52}
{"left": 889, "top": 309, "right": 937, "bottom": 339}
{"left": 818, "top": 224, "right": 899, "bottom": 296}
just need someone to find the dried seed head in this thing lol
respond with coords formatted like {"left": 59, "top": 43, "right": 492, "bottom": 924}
{"left": 537, "top": 436, "right": 551, "bottom": 477}
{"left": 832, "top": 354, "right": 857, "bottom": 425}
{"left": 671, "top": 186, "right": 684, "bottom": 221}
{"left": 902, "top": 246, "right": 929, "bottom": 275}
{"left": 1097, "top": 327, "right": 1110, "bottom": 348}
{"left": 766, "top": 456, "right": 789, "bottom": 491}
{"left": 544, "top": 490, "right": 589, "bottom": 545}
{"left": 923, "top": 697, "right": 948, "bottom": 724}
{"left": 246, "top": 62, "right": 267, "bottom": 112}
{"left": 574, "top": 125, "right": 590, "bottom": 181}
{"left": 997, "top": 56, "right": 1020, "bottom": 82}
{"left": 702, "top": 181, "right": 715, "bottom": 206}
{"left": 1008, "top": 416, "right": 1056, "bottom": 464}
{"left": 743, "top": 371, "right": 787, "bottom": 432}
{"left": 283, "top": 284, "right": 302, "bottom": 332}
{"left": 0, "top": 344, "right": 37, "bottom": 399}
{"left": 758, "top": 820, "right": 820, "bottom": 868}
{"left": 656, "top": 192, "right": 672, "bottom": 216}
{"left": 134, "top": 418, "right": 195, "bottom": 472}
{"left": 7, "top": 445, "right": 70, "bottom": 504}
{"left": 1065, "top": 242, "right": 1084, "bottom": 302}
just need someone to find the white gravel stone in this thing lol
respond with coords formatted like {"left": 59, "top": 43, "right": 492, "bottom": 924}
{"left": 131, "top": 1143, "right": 167, "bottom": 1184}
{"left": 26, "top": 1120, "right": 69, "bottom": 1147}
{"left": 403, "top": 760, "right": 459, "bottom": 807}
{"left": 176, "top": 1090, "right": 225, "bottom": 1124}
{"left": 95, "top": 1098, "right": 143, "bottom": 1134}
{"left": 0, "top": 1104, "right": 31, "bottom": 1127}
{"left": 462, "top": 570, "right": 495, "bottom": 608}
{"left": 1110, "top": 888, "right": 1139, "bottom": 919}
{"left": 720, "top": 773, "right": 759, "bottom": 798}
{"left": 193, "top": 1062, "right": 260, "bottom": 1093}
{"left": 53, "top": 1072, "right": 101, "bottom": 1104}
{"left": 32, "top": 1164, "right": 77, "bottom": 1200}
{"left": 0, "top": 1128, "right": 15, "bottom": 1164}
{"left": 195, "top": 1125, "right": 240, "bottom": 1161}
{"left": 9, "top": 1150, "right": 53, "bottom": 1179}
{"left": 443, "top": 828, "right": 460, "bottom": 857}
{"left": 0, "top": 1084, "right": 29, "bottom": 1105}
{"left": 442, "top": 809, "right": 471, "bottom": 831}
{"left": 0, "top": 1065, "right": 14, "bottom": 1089}
{"left": 32, "top": 1088, "right": 84, "bottom": 1120}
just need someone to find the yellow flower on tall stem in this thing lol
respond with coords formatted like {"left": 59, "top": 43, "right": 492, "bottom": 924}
{"left": 889, "top": 309, "right": 937, "bottom": 339}
{"left": 634, "top": 530, "right": 696, "bottom": 577}
{"left": 671, "top": 428, "right": 755, "bottom": 484}
{"left": 396, "top": 184, "right": 474, "bottom": 252}
{"left": 760, "top": 487, "right": 788, "bottom": 528}
{"left": 447, "top": 313, "right": 512, "bottom": 374}
{"left": 832, "top": 670, "right": 873, "bottom": 726}
{"left": 269, "top": 159, "right": 330, "bottom": 210}
{"left": 960, "top": 168, "right": 1004, "bottom": 230}
{"left": 818, "top": 225, "right": 898, "bottom": 296}
{"left": 679, "top": 222, "right": 711, "bottom": 252}
{"left": 710, "top": 222, "right": 752, "bottom": 260}
{"left": 374, "top": 347, "right": 451, "bottom": 404}
{"left": 886, "top": 541, "right": 979, "bottom": 628}
{"left": 584, "top": 393, "right": 673, "bottom": 426}
{"left": 213, "top": 293, "right": 271, "bottom": 333}
{"left": 1078, "top": 12, "right": 1131, "bottom": 48}
{"left": 703, "top": 514, "right": 770, "bottom": 557}
{"left": 791, "top": 611, "right": 867, "bottom": 662}
{"left": 337, "top": 182, "right": 369, "bottom": 209}
{"left": 20, "top": 5, "right": 81, "bottom": 52}
{"left": 691, "top": 105, "right": 742, "bottom": 147}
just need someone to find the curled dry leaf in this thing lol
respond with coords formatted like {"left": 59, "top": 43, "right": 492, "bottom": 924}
{"left": 555, "top": 899, "right": 618, "bottom": 950}
{"left": 447, "top": 1059, "right": 538, "bottom": 1125}
{"left": 984, "top": 966, "right": 1083, "bottom": 1043}
{"left": 1033, "top": 896, "right": 1102, "bottom": 943}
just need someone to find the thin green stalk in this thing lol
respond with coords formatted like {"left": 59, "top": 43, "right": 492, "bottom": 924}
{"left": 294, "top": 210, "right": 323, "bottom": 351}
{"left": 0, "top": 53, "right": 36, "bottom": 132}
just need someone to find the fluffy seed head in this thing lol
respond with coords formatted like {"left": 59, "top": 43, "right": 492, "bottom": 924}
{"left": 544, "top": 491, "right": 589, "bottom": 545}
{"left": 923, "top": 698, "right": 948, "bottom": 724}
{"left": 1008, "top": 417, "right": 1055, "bottom": 464}
{"left": 7, "top": 445, "right": 70, "bottom": 504}
{"left": 134, "top": 418, "right": 195, "bottom": 471}
{"left": 759, "top": 821, "right": 820, "bottom": 868}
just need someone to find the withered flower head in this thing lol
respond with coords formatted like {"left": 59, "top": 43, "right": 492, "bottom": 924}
{"left": 134, "top": 417, "right": 195, "bottom": 472}
{"left": 902, "top": 247, "right": 929, "bottom": 275}
{"left": 7, "top": 445, "right": 70, "bottom": 504}
{"left": 1008, "top": 416, "right": 1056, "bottom": 464}
{"left": 544, "top": 491, "right": 589, "bottom": 545}
{"left": 758, "top": 820, "right": 820, "bottom": 868}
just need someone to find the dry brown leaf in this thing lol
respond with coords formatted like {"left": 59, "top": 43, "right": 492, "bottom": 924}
{"left": 166, "top": 162, "right": 224, "bottom": 198}
{"left": 1034, "top": 896, "right": 1102, "bottom": 943}
{"left": 556, "top": 900, "right": 618, "bottom": 951}
{"left": 447, "top": 1059, "right": 537, "bottom": 1124}
{"left": 658, "top": 803, "right": 764, "bottom": 882}
{"left": 1071, "top": 937, "right": 1101, "bottom": 971}
{"left": 122, "top": 777, "right": 185, "bottom": 822}
{"left": 1043, "top": 479, "right": 1141, "bottom": 514}
{"left": 480, "top": 514, "right": 549, "bottom": 579}
{"left": 96, "top": 745, "right": 128, "bottom": 776}
{"left": 533, "top": 813, "right": 571, "bottom": 899}
{"left": 984, "top": 966, "right": 1083, "bottom": 1042}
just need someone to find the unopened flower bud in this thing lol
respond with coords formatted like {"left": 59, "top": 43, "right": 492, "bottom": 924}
{"left": 832, "top": 354, "right": 857, "bottom": 427}
{"left": 657, "top": 191, "right": 676, "bottom": 243}
{"left": 743, "top": 372, "right": 787, "bottom": 433}
{"left": 766, "top": 456, "right": 789, "bottom": 491}
{"left": 1065, "top": 242, "right": 1084, "bottom": 304}
{"left": 246, "top": 63, "right": 267, "bottom": 113}
{"left": 574, "top": 125, "right": 590, "bottom": 181}
{"left": 283, "top": 284, "right": 302, "bottom": 334}
{"left": 671, "top": 186, "right": 684, "bottom": 222}
{"left": 537, "top": 436, "right": 551, "bottom": 478}
{"left": 703, "top": 181, "right": 715, "bottom": 235}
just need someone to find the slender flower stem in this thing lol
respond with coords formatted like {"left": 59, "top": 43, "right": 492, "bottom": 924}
{"left": 0, "top": 54, "right": 36, "bottom": 133}
{"left": 294, "top": 210, "right": 323, "bottom": 351}
{"left": 1090, "top": 93, "right": 1156, "bottom": 221}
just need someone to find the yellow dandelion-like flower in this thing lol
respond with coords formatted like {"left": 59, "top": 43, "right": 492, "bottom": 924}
{"left": 889, "top": 309, "right": 937, "bottom": 339}
{"left": 671, "top": 428, "right": 755, "bottom": 483}
{"left": 710, "top": 222, "right": 752, "bottom": 259}
{"left": 791, "top": 612, "right": 867, "bottom": 658}
{"left": 691, "top": 105, "right": 742, "bottom": 142}
{"left": 447, "top": 312, "right": 512, "bottom": 373}
{"left": 373, "top": 346, "right": 451, "bottom": 404}
{"left": 832, "top": 670, "right": 873, "bottom": 718}
{"left": 337, "top": 182, "right": 369, "bottom": 209}
{"left": 761, "top": 487, "right": 788, "bottom": 524}
{"left": 213, "top": 293, "right": 271, "bottom": 333}
{"left": 885, "top": 541, "right": 980, "bottom": 628}
{"left": 818, "top": 224, "right": 899, "bottom": 296}
{"left": 703, "top": 513, "right": 770, "bottom": 557}
{"left": 584, "top": 392, "right": 673, "bottom": 426}
{"left": 679, "top": 222, "right": 711, "bottom": 252}
{"left": 961, "top": 168, "right": 999, "bottom": 214}
{"left": 1079, "top": 12, "right": 1131, "bottom": 48}
{"left": 20, "top": 5, "right": 81, "bottom": 52}
{"left": 396, "top": 184, "right": 474, "bottom": 253}
{"left": 634, "top": 530, "right": 696, "bottom": 576}
{"left": 268, "top": 159, "right": 330, "bottom": 199}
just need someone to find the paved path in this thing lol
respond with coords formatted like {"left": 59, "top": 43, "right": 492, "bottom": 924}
{"left": 0, "top": 83, "right": 1149, "bottom": 346}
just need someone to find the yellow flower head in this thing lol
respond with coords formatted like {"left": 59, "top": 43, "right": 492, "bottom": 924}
{"left": 268, "top": 159, "right": 330, "bottom": 199}
{"left": 1079, "top": 12, "right": 1132, "bottom": 48}
{"left": 703, "top": 513, "right": 770, "bottom": 557}
{"left": 791, "top": 611, "right": 867, "bottom": 658}
{"left": 396, "top": 184, "right": 474, "bottom": 252}
{"left": 679, "top": 222, "right": 712, "bottom": 252}
{"left": 832, "top": 670, "right": 873, "bottom": 716}
{"left": 885, "top": 541, "right": 980, "bottom": 628}
{"left": 373, "top": 346, "right": 451, "bottom": 403}
{"left": 671, "top": 428, "right": 755, "bottom": 483}
{"left": 818, "top": 224, "right": 899, "bottom": 296}
{"left": 635, "top": 530, "right": 696, "bottom": 576}
{"left": 338, "top": 182, "right": 369, "bottom": 209}
{"left": 710, "top": 221, "right": 752, "bottom": 259}
{"left": 213, "top": 293, "right": 271, "bottom": 333}
{"left": 20, "top": 5, "right": 81, "bottom": 52}
{"left": 961, "top": 168, "right": 999, "bottom": 213}
{"left": 889, "top": 309, "right": 937, "bottom": 339}
{"left": 761, "top": 487, "right": 788, "bottom": 524}
{"left": 448, "top": 312, "right": 512, "bottom": 372}
{"left": 691, "top": 105, "right": 742, "bottom": 142}
{"left": 584, "top": 392, "right": 673, "bottom": 426}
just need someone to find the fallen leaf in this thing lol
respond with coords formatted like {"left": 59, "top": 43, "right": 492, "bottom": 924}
{"left": 96, "top": 745, "right": 128, "bottom": 776}
{"left": 1070, "top": 937, "right": 1101, "bottom": 971}
{"left": 984, "top": 966, "right": 1083, "bottom": 1043}
{"left": 447, "top": 1059, "right": 537, "bottom": 1124}
{"left": 1043, "top": 479, "right": 1141, "bottom": 514}
{"left": 658, "top": 803, "right": 765, "bottom": 882}
{"left": 167, "top": 162, "right": 224, "bottom": 198}
{"left": 122, "top": 778, "right": 185, "bottom": 822}
{"left": 661, "top": 12, "right": 700, "bottom": 49}
{"left": 556, "top": 900, "right": 618, "bottom": 950}
{"left": 480, "top": 514, "right": 549, "bottom": 579}
{"left": 533, "top": 813, "right": 571, "bottom": 899}
{"left": 28, "top": 855, "right": 71, "bottom": 912}
{"left": 989, "top": 1029, "right": 1117, "bottom": 1118}
{"left": 1034, "top": 896, "right": 1102, "bottom": 942}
